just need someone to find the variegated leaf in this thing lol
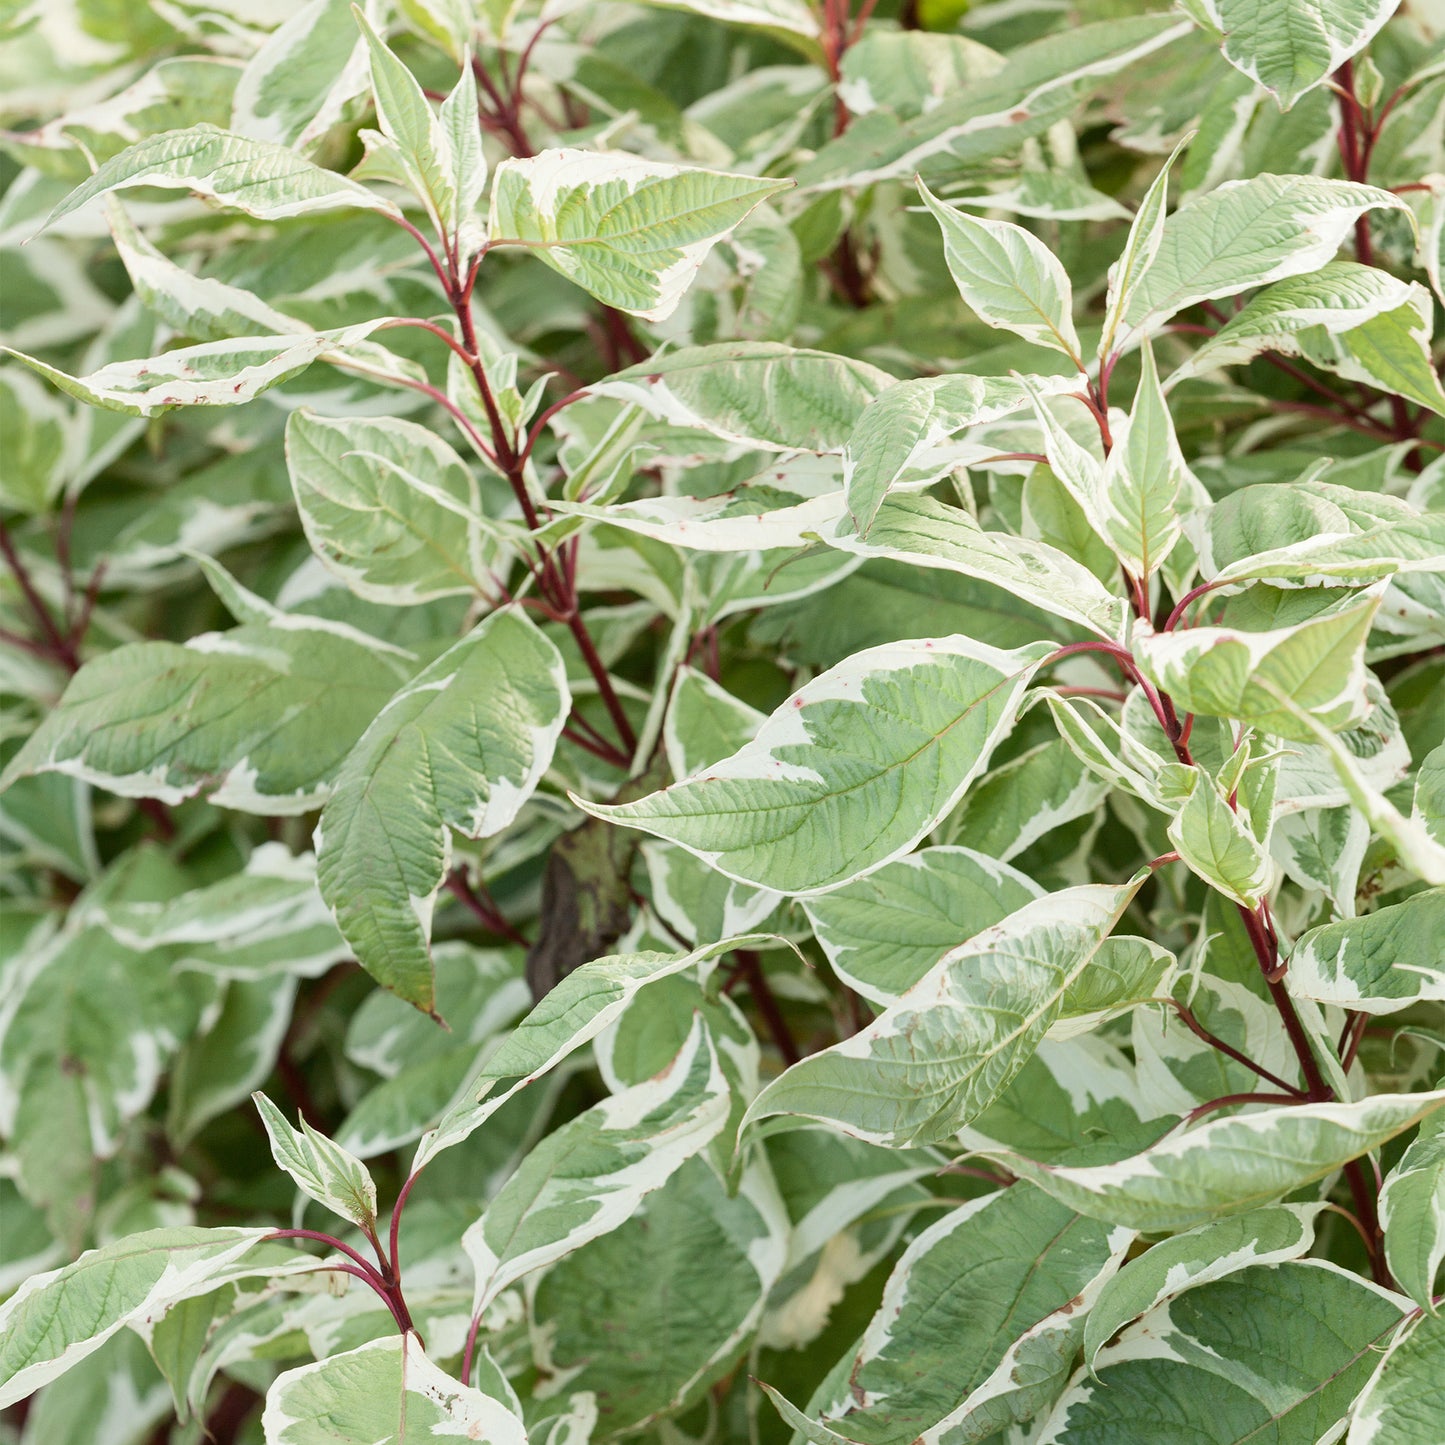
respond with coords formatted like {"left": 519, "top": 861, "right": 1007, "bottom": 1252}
{"left": 581, "top": 635, "right": 1053, "bottom": 894}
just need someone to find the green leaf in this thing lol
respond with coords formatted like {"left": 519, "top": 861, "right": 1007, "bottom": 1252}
{"left": 337, "top": 945, "right": 528, "bottom": 1157}
{"left": 487, "top": 149, "right": 790, "bottom": 320}
{"left": 252, "top": 1091, "right": 379, "bottom": 1231}
{"left": 261, "top": 1335, "right": 527, "bottom": 1444}
{"left": 951, "top": 736, "right": 1109, "bottom": 864}
{"left": 554, "top": 473, "right": 847, "bottom": 554}
{"left": 665, "top": 667, "right": 765, "bottom": 778}
{"left": 19, "top": 1330, "right": 171, "bottom": 1445}
{"left": 1118, "top": 175, "right": 1406, "bottom": 344}
{"left": 315, "top": 608, "right": 568, "bottom": 1013}
{"left": 355, "top": 10, "right": 483, "bottom": 249}
{"left": 915, "top": 180, "right": 1081, "bottom": 360}
{"left": 1082, "top": 1204, "right": 1323, "bottom": 1367}
{"left": 1167, "top": 770, "right": 1273, "bottom": 908}
{"left": 41, "top": 125, "right": 399, "bottom": 229}
{"left": 582, "top": 635, "right": 1052, "bottom": 894}
{"left": 1288, "top": 889, "right": 1445, "bottom": 1014}
{"left": 438, "top": 64, "right": 487, "bottom": 250}
{"left": 1268, "top": 693, "right": 1445, "bottom": 886}
{"left": 795, "top": 15, "right": 1189, "bottom": 190}
{"left": 842, "top": 373, "right": 1071, "bottom": 534}
{"left": 802, "top": 845, "right": 1043, "bottom": 1005}
{"left": 1187, "top": 0, "right": 1399, "bottom": 108}
{"left": 1380, "top": 1109, "right": 1445, "bottom": 1310}
{"left": 1, "top": 908, "right": 212, "bottom": 1246}
{"left": 983, "top": 1090, "right": 1445, "bottom": 1232}
{"left": 2, "top": 320, "right": 392, "bottom": 418}
{"left": 803, "top": 1185, "right": 1131, "bottom": 1445}
{"left": 104, "top": 199, "right": 305, "bottom": 344}
{"left": 1272, "top": 804, "right": 1370, "bottom": 915}
{"left": 0, "top": 624, "right": 400, "bottom": 813}
{"left": 1099, "top": 341, "right": 1186, "bottom": 578}
{"left": 463, "top": 1014, "right": 729, "bottom": 1310}
{"left": 231, "top": 0, "right": 367, "bottom": 150}
{"left": 1294, "top": 283, "right": 1445, "bottom": 418}
{"left": 1170, "top": 260, "right": 1417, "bottom": 382}
{"left": 167, "top": 978, "right": 299, "bottom": 1146}
{"left": 412, "top": 936, "right": 760, "bottom": 1169}
{"left": 6, "top": 57, "right": 239, "bottom": 176}
{"left": 102, "top": 844, "right": 350, "bottom": 981}
{"left": 1136, "top": 589, "right": 1379, "bottom": 741}
{"left": 744, "top": 878, "right": 1145, "bottom": 1146}
{"left": 820, "top": 493, "right": 1128, "bottom": 639}
{"left": 1210, "top": 515, "right": 1445, "bottom": 590}
{"left": 588, "top": 341, "right": 894, "bottom": 452}
{"left": 629, "top": 0, "right": 818, "bottom": 38}
{"left": 1055, "top": 935, "right": 1175, "bottom": 1036}
{"left": 1349, "top": 1309, "right": 1445, "bottom": 1445}
{"left": 532, "top": 1155, "right": 787, "bottom": 1435}
{"left": 1038, "top": 1262, "right": 1404, "bottom": 1443}
{"left": 285, "top": 409, "right": 500, "bottom": 605}
{"left": 0, "top": 369, "right": 74, "bottom": 512}
{"left": 0, "top": 1227, "right": 312, "bottom": 1408}
{"left": 1098, "top": 133, "right": 1190, "bottom": 362}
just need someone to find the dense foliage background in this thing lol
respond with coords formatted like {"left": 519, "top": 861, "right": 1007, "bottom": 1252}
{"left": 2, "top": 0, "right": 1445, "bottom": 1441}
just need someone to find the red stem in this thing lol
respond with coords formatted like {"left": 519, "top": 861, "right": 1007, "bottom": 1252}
{"left": 445, "top": 868, "right": 533, "bottom": 946}
{"left": 388, "top": 1170, "right": 420, "bottom": 1288}
{"left": 519, "top": 390, "right": 586, "bottom": 471}
{"left": 378, "top": 316, "right": 477, "bottom": 366}
{"left": 460, "top": 1308, "right": 485, "bottom": 1386}
{"left": 1166, "top": 1000, "right": 1306, "bottom": 1096}
{"left": 1, "top": 522, "right": 80, "bottom": 672}
{"left": 735, "top": 949, "right": 801, "bottom": 1066}
{"left": 564, "top": 609, "right": 637, "bottom": 754}
{"left": 1163, "top": 578, "right": 1226, "bottom": 632}
{"left": 268, "top": 1229, "right": 392, "bottom": 1288}
{"left": 1186, "top": 1092, "right": 1299, "bottom": 1124}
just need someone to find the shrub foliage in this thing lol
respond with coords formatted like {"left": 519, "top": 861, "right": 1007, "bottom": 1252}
{"left": 1, "top": 0, "right": 1444, "bottom": 1441}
